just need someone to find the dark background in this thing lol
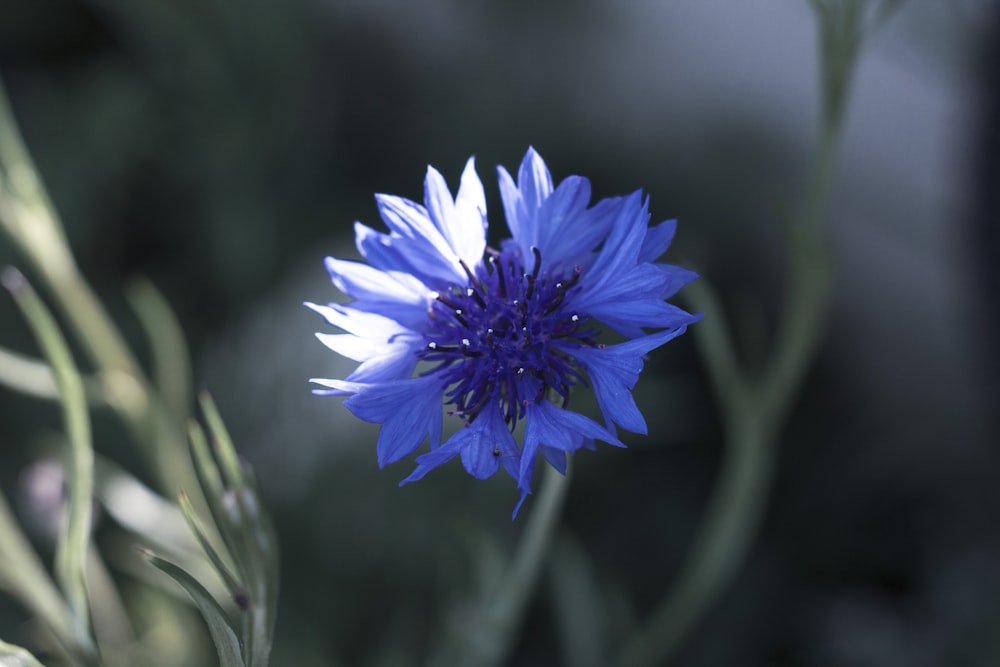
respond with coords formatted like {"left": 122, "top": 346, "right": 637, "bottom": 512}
{"left": 1, "top": 1, "right": 998, "bottom": 665}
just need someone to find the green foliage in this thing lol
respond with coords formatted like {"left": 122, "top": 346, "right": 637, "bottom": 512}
{"left": 139, "top": 552, "right": 246, "bottom": 667}
{"left": 0, "top": 639, "right": 46, "bottom": 667}
{"left": 0, "top": 71, "right": 278, "bottom": 666}
{"left": 136, "top": 393, "right": 280, "bottom": 667}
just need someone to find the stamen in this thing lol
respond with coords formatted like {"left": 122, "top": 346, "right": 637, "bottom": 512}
{"left": 493, "top": 256, "right": 508, "bottom": 297}
{"left": 425, "top": 247, "right": 595, "bottom": 430}
{"left": 467, "top": 287, "right": 486, "bottom": 308}
{"left": 435, "top": 293, "right": 462, "bottom": 310}
{"left": 459, "top": 259, "right": 483, "bottom": 291}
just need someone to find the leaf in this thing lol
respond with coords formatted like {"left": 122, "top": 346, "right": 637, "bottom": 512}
{"left": 194, "top": 393, "right": 280, "bottom": 667}
{"left": 124, "top": 278, "right": 192, "bottom": 422}
{"left": 3, "top": 268, "right": 93, "bottom": 630}
{"left": 177, "top": 491, "right": 242, "bottom": 599}
{"left": 141, "top": 549, "right": 246, "bottom": 667}
{"left": 0, "top": 638, "right": 46, "bottom": 667}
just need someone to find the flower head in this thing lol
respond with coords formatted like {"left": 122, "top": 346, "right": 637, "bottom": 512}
{"left": 308, "top": 148, "right": 699, "bottom": 516}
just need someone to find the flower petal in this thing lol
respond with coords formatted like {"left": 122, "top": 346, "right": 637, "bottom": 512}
{"left": 659, "top": 263, "right": 700, "bottom": 298}
{"left": 400, "top": 401, "right": 517, "bottom": 485}
{"left": 519, "top": 399, "right": 622, "bottom": 493}
{"left": 354, "top": 222, "right": 458, "bottom": 287}
{"left": 638, "top": 218, "right": 678, "bottom": 263}
{"left": 578, "top": 190, "right": 649, "bottom": 295}
{"left": 306, "top": 302, "right": 421, "bottom": 383}
{"left": 314, "top": 376, "right": 443, "bottom": 467}
{"left": 374, "top": 194, "right": 466, "bottom": 284}
{"left": 425, "top": 157, "right": 488, "bottom": 268}
{"left": 558, "top": 328, "right": 691, "bottom": 434}
{"left": 498, "top": 147, "right": 554, "bottom": 258}
{"left": 323, "top": 257, "right": 432, "bottom": 329}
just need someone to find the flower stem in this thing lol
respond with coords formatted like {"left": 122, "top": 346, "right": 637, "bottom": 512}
{"left": 613, "top": 2, "right": 886, "bottom": 665}
{"left": 0, "top": 76, "right": 210, "bottom": 525}
{"left": 3, "top": 268, "right": 96, "bottom": 640}
{"left": 457, "top": 462, "right": 571, "bottom": 667}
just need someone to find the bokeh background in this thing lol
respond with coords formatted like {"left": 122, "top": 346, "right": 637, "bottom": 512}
{"left": 1, "top": 1, "right": 999, "bottom": 665}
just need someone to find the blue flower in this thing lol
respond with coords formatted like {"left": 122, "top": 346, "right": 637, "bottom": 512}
{"left": 307, "top": 148, "right": 699, "bottom": 516}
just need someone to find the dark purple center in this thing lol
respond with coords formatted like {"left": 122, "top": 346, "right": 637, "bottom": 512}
{"left": 419, "top": 247, "right": 597, "bottom": 425}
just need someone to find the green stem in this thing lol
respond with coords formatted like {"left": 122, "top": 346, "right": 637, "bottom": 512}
{"left": 3, "top": 269, "right": 96, "bottom": 640}
{"left": 0, "top": 77, "right": 210, "bottom": 524}
{"left": 457, "top": 462, "right": 571, "bottom": 667}
{"left": 0, "top": 491, "right": 93, "bottom": 663}
{"left": 613, "top": 3, "right": 874, "bottom": 665}
{"left": 615, "top": 406, "right": 775, "bottom": 667}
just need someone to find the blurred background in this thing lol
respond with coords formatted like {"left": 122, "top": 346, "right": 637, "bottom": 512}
{"left": 1, "top": 0, "right": 999, "bottom": 665}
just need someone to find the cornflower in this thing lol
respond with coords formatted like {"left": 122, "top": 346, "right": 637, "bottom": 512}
{"left": 308, "top": 148, "right": 698, "bottom": 515}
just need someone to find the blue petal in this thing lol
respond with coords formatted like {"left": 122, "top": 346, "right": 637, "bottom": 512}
{"left": 532, "top": 175, "right": 590, "bottom": 258}
{"left": 638, "top": 219, "right": 678, "bottom": 263}
{"left": 306, "top": 302, "right": 414, "bottom": 341}
{"left": 577, "top": 191, "right": 649, "bottom": 296}
{"left": 540, "top": 194, "right": 623, "bottom": 272}
{"left": 424, "top": 158, "right": 488, "bottom": 269}
{"left": 517, "top": 147, "right": 554, "bottom": 221}
{"left": 584, "top": 298, "right": 700, "bottom": 338}
{"left": 312, "top": 332, "right": 418, "bottom": 385}
{"left": 519, "top": 399, "right": 622, "bottom": 493}
{"left": 540, "top": 446, "right": 567, "bottom": 473}
{"left": 324, "top": 257, "right": 432, "bottom": 329}
{"left": 400, "top": 401, "right": 517, "bottom": 485}
{"left": 572, "top": 260, "right": 697, "bottom": 336}
{"left": 306, "top": 301, "right": 421, "bottom": 382}
{"left": 374, "top": 195, "right": 467, "bottom": 284}
{"left": 557, "top": 328, "right": 691, "bottom": 434}
{"left": 659, "top": 263, "right": 700, "bottom": 298}
{"left": 312, "top": 376, "right": 443, "bottom": 467}
{"left": 354, "top": 222, "right": 458, "bottom": 287}
{"left": 497, "top": 149, "right": 623, "bottom": 273}
{"left": 459, "top": 403, "right": 519, "bottom": 480}
{"left": 497, "top": 147, "right": 554, "bottom": 258}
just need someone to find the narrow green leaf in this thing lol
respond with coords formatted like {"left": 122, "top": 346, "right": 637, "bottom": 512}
{"left": 141, "top": 550, "right": 246, "bottom": 667}
{"left": 0, "top": 493, "right": 84, "bottom": 657}
{"left": 198, "top": 392, "right": 244, "bottom": 490}
{"left": 187, "top": 420, "right": 225, "bottom": 502}
{"left": 0, "top": 638, "right": 46, "bottom": 667}
{"left": 124, "top": 278, "right": 192, "bottom": 421}
{"left": 3, "top": 268, "right": 93, "bottom": 630}
{"left": 192, "top": 393, "right": 280, "bottom": 667}
{"left": 177, "top": 491, "right": 242, "bottom": 599}
{"left": 187, "top": 419, "right": 249, "bottom": 590}
{"left": 0, "top": 345, "right": 106, "bottom": 404}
